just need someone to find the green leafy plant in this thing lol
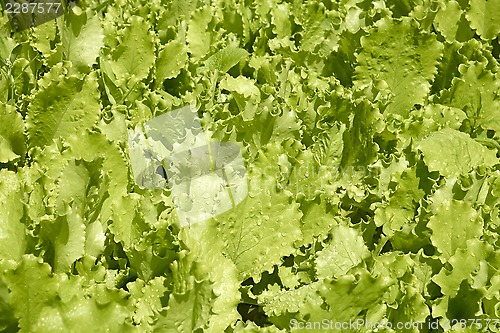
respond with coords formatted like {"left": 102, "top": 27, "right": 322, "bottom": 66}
{"left": 1, "top": 0, "right": 500, "bottom": 332}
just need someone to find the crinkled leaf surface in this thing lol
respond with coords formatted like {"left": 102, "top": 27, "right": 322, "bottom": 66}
{"left": 27, "top": 72, "right": 101, "bottom": 149}
{"left": 427, "top": 200, "right": 483, "bottom": 261}
{"left": 1, "top": 0, "right": 500, "bottom": 332}
{"left": 466, "top": 0, "right": 500, "bottom": 40}
{"left": 315, "top": 225, "right": 370, "bottom": 279}
{"left": 417, "top": 128, "right": 497, "bottom": 177}
{"left": 354, "top": 17, "right": 443, "bottom": 115}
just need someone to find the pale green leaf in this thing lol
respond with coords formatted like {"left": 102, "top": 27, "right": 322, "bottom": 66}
{"left": 374, "top": 167, "right": 424, "bottom": 236}
{"left": 154, "top": 278, "right": 214, "bottom": 333}
{"left": 107, "top": 16, "right": 155, "bottom": 83}
{"left": 4, "top": 255, "right": 58, "bottom": 333}
{"left": 299, "top": 198, "right": 339, "bottom": 246}
{"left": 33, "top": 294, "right": 138, "bottom": 333}
{"left": 31, "top": 20, "right": 58, "bottom": 58}
{"left": 178, "top": 223, "right": 241, "bottom": 332}
{"left": 128, "top": 277, "right": 167, "bottom": 327}
{"left": 433, "top": 239, "right": 493, "bottom": 297}
{"left": 204, "top": 46, "right": 249, "bottom": 73}
{"left": 417, "top": 128, "right": 498, "bottom": 177}
{"left": 315, "top": 225, "right": 370, "bottom": 279}
{"left": 155, "top": 40, "right": 188, "bottom": 87}
{"left": 108, "top": 193, "right": 148, "bottom": 250}
{"left": 354, "top": 17, "right": 443, "bottom": 115}
{"left": 444, "top": 62, "right": 500, "bottom": 130}
{"left": 434, "top": 1, "right": 475, "bottom": 42}
{"left": 314, "top": 269, "right": 393, "bottom": 323}
{"left": 0, "top": 103, "right": 25, "bottom": 163}
{"left": 40, "top": 209, "right": 86, "bottom": 273}
{"left": 466, "top": 0, "right": 500, "bottom": 40}
{"left": 54, "top": 159, "right": 89, "bottom": 215}
{"left": 186, "top": 6, "right": 213, "bottom": 61}
{"left": 258, "top": 282, "right": 325, "bottom": 317}
{"left": 214, "top": 142, "right": 303, "bottom": 280}
{"left": 0, "top": 137, "right": 19, "bottom": 163}
{"left": 0, "top": 170, "right": 26, "bottom": 264}
{"left": 26, "top": 71, "right": 101, "bottom": 148}
{"left": 60, "top": 13, "right": 104, "bottom": 72}
{"left": 219, "top": 75, "right": 260, "bottom": 120}
{"left": 84, "top": 221, "right": 106, "bottom": 259}
{"left": 427, "top": 200, "right": 483, "bottom": 261}
{"left": 0, "top": 36, "right": 16, "bottom": 61}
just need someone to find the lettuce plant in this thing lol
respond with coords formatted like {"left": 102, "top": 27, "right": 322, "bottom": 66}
{"left": 0, "top": 0, "right": 500, "bottom": 332}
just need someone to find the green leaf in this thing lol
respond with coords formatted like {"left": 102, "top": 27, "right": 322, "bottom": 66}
{"left": 431, "top": 41, "right": 466, "bottom": 94}
{"left": 154, "top": 254, "right": 215, "bottom": 333}
{"left": 33, "top": 297, "right": 138, "bottom": 333}
{"left": 314, "top": 268, "right": 393, "bottom": 323}
{"left": 128, "top": 277, "right": 167, "bottom": 327}
{"left": 372, "top": 155, "right": 409, "bottom": 197}
{"left": 339, "top": 99, "right": 383, "bottom": 171}
{"left": 465, "top": 0, "right": 500, "bottom": 40}
{"left": 40, "top": 208, "right": 85, "bottom": 273}
{"left": 295, "top": 2, "right": 343, "bottom": 55}
{"left": 0, "top": 170, "right": 26, "bottom": 264}
{"left": 26, "top": 71, "right": 101, "bottom": 149}
{"left": 178, "top": 222, "right": 241, "bottom": 332}
{"left": 271, "top": 2, "right": 292, "bottom": 40}
{"left": 315, "top": 225, "right": 370, "bottom": 279}
{"left": 54, "top": 159, "right": 90, "bottom": 215}
{"left": 0, "top": 35, "right": 16, "bottom": 62}
{"left": 373, "top": 253, "right": 431, "bottom": 326}
{"left": 204, "top": 46, "right": 249, "bottom": 73}
{"left": 399, "top": 104, "right": 467, "bottom": 145}
{"left": 214, "top": 143, "right": 303, "bottom": 280}
{"left": 0, "top": 137, "right": 19, "bottom": 163}
{"left": 230, "top": 321, "right": 288, "bottom": 332}
{"left": 416, "top": 128, "right": 498, "bottom": 178}
{"left": 4, "top": 255, "right": 58, "bottom": 333}
{"left": 354, "top": 17, "right": 443, "bottom": 115}
{"left": 433, "top": 239, "right": 493, "bottom": 297}
{"left": 84, "top": 220, "right": 106, "bottom": 259}
{"left": 31, "top": 20, "right": 58, "bottom": 61}
{"left": 66, "top": 130, "right": 129, "bottom": 199}
{"left": 0, "top": 278, "right": 18, "bottom": 332}
{"left": 108, "top": 193, "right": 148, "bottom": 251}
{"left": 160, "top": 0, "right": 198, "bottom": 28}
{"left": 311, "top": 122, "right": 345, "bottom": 168}
{"left": 389, "top": 283, "right": 430, "bottom": 330}
{"left": 219, "top": 75, "right": 260, "bottom": 120}
{"left": 427, "top": 200, "right": 483, "bottom": 261}
{"left": 155, "top": 40, "right": 188, "bottom": 88}
{"left": 258, "top": 282, "right": 325, "bottom": 318}
{"left": 219, "top": 75, "right": 259, "bottom": 98}
{"left": 5, "top": 0, "right": 500, "bottom": 330}
{"left": 299, "top": 197, "right": 339, "bottom": 246}
{"left": 186, "top": 6, "right": 213, "bottom": 61}
{"left": 107, "top": 15, "right": 155, "bottom": 84}
{"left": 0, "top": 103, "right": 25, "bottom": 163}
{"left": 374, "top": 167, "right": 424, "bottom": 237}
{"left": 59, "top": 13, "right": 104, "bottom": 72}
{"left": 434, "top": 0, "right": 475, "bottom": 42}
{"left": 443, "top": 62, "right": 500, "bottom": 130}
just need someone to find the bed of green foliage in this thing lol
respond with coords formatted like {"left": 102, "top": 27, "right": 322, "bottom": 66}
{"left": 1, "top": 0, "right": 500, "bottom": 332}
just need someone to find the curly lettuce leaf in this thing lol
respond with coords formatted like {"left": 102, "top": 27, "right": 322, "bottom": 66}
{"left": 416, "top": 128, "right": 498, "bottom": 178}
{"left": 354, "top": 17, "right": 443, "bottom": 115}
